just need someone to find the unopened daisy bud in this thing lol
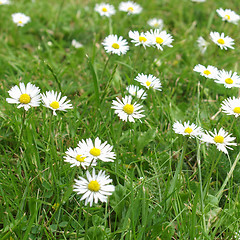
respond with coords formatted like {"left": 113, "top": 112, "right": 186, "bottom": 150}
{"left": 119, "top": 1, "right": 142, "bottom": 15}
{"left": 111, "top": 95, "right": 145, "bottom": 122}
{"left": 197, "top": 36, "right": 209, "bottom": 54}
{"left": 41, "top": 90, "right": 73, "bottom": 115}
{"left": 12, "top": 13, "right": 30, "bottom": 27}
{"left": 73, "top": 168, "right": 115, "bottom": 207}
{"left": 173, "top": 121, "right": 203, "bottom": 138}
{"left": 221, "top": 97, "right": 240, "bottom": 118}
{"left": 216, "top": 8, "right": 240, "bottom": 25}
{"left": 210, "top": 31, "right": 234, "bottom": 50}
{"left": 201, "top": 128, "right": 236, "bottom": 154}
{"left": 6, "top": 82, "right": 41, "bottom": 111}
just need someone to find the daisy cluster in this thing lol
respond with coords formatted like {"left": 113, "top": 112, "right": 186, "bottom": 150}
{"left": 6, "top": 82, "right": 73, "bottom": 115}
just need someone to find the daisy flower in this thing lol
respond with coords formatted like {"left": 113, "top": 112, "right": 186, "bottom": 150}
{"left": 119, "top": 1, "right": 142, "bottom": 15}
{"left": 201, "top": 128, "right": 236, "bottom": 154}
{"left": 77, "top": 137, "right": 116, "bottom": 163}
{"left": 193, "top": 64, "right": 219, "bottom": 79}
{"left": 173, "top": 121, "right": 203, "bottom": 138}
{"left": 111, "top": 95, "right": 145, "bottom": 122}
{"left": 102, "top": 34, "right": 129, "bottom": 56}
{"left": 64, "top": 147, "right": 96, "bottom": 169}
{"left": 0, "top": 0, "right": 10, "bottom": 5}
{"left": 94, "top": 3, "right": 116, "bottom": 17}
{"left": 128, "top": 30, "right": 152, "bottom": 49}
{"left": 147, "top": 29, "right": 173, "bottom": 51}
{"left": 221, "top": 97, "right": 240, "bottom": 118}
{"left": 210, "top": 31, "right": 234, "bottom": 50}
{"left": 215, "top": 70, "right": 240, "bottom": 88}
{"left": 6, "top": 82, "right": 41, "bottom": 111}
{"left": 135, "top": 73, "right": 162, "bottom": 91}
{"left": 147, "top": 18, "right": 164, "bottom": 29}
{"left": 72, "top": 39, "right": 83, "bottom": 49}
{"left": 41, "top": 90, "right": 73, "bottom": 115}
{"left": 12, "top": 13, "right": 30, "bottom": 27}
{"left": 126, "top": 85, "right": 147, "bottom": 99}
{"left": 197, "top": 36, "right": 209, "bottom": 54}
{"left": 216, "top": 8, "right": 240, "bottom": 24}
{"left": 73, "top": 168, "right": 115, "bottom": 207}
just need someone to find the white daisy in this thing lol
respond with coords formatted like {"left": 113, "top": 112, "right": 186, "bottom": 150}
{"left": 147, "top": 18, "right": 164, "bottom": 29}
{"left": 6, "top": 82, "right": 41, "bottom": 111}
{"left": 128, "top": 30, "right": 152, "bottom": 49}
{"left": 197, "top": 36, "right": 209, "bottom": 54}
{"left": 73, "top": 168, "right": 115, "bottom": 207}
{"left": 216, "top": 8, "right": 240, "bottom": 25}
{"left": 134, "top": 73, "right": 162, "bottom": 91}
{"left": 72, "top": 39, "right": 83, "bottom": 49}
{"left": 210, "top": 31, "right": 234, "bottom": 50}
{"left": 147, "top": 29, "right": 173, "bottom": 51}
{"left": 41, "top": 90, "right": 73, "bottom": 115}
{"left": 193, "top": 64, "right": 219, "bottom": 79}
{"left": 12, "top": 13, "right": 30, "bottom": 27}
{"left": 0, "top": 0, "right": 10, "bottom": 5}
{"left": 111, "top": 95, "right": 145, "bottom": 122}
{"left": 173, "top": 121, "right": 203, "bottom": 138}
{"left": 191, "top": 0, "right": 206, "bottom": 2}
{"left": 94, "top": 3, "right": 116, "bottom": 17}
{"left": 64, "top": 147, "right": 96, "bottom": 169}
{"left": 201, "top": 128, "right": 236, "bottom": 154}
{"left": 102, "top": 34, "right": 129, "bottom": 56}
{"left": 77, "top": 137, "right": 116, "bottom": 163}
{"left": 215, "top": 70, "right": 240, "bottom": 88}
{"left": 126, "top": 85, "right": 147, "bottom": 99}
{"left": 221, "top": 97, "right": 240, "bottom": 118}
{"left": 119, "top": 1, "right": 142, "bottom": 15}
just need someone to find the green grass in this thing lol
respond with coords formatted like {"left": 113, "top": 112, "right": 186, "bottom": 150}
{"left": 1, "top": 0, "right": 240, "bottom": 239}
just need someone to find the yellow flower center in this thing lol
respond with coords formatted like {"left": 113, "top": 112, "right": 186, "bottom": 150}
{"left": 156, "top": 37, "right": 163, "bottom": 44}
{"left": 123, "top": 104, "right": 134, "bottom": 115}
{"left": 127, "top": 7, "right": 134, "bottom": 12}
{"left": 88, "top": 180, "right": 100, "bottom": 192}
{"left": 50, "top": 101, "right": 60, "bottom": 109}
{"left": 139, "top": 36, "right": 147, "bottom": 42}
{"left": 225, "top": 78, "right": 233, "bottom": 84}
{"left": 112, "top": 43, "right": 120, "bottom": 49}
{"left": 233, "top": 107, "right": 240, "bottom": 114}
{"left": 102, "top": 7, "right": 108, "bottom": 12}
{"left": 90, "top": 147, "right": 101, "bottom": 156}
{"left": 203, "top": 70, "right": 211, "bottom": 75}
{"left": 184, "top": 127, "right": 193, "bottom": 134}
{"left": 154, "top": 23, "right": 159, "bottom": 27}
{"left": 18, "top": 20, "right": 23, "bottom": 24}
{"left": 76, "top": 155, "right": 86, "bottom": 162}
{"left": 224, "top": 14, "right": 230, "bottom": 20}
{"left": 146, "top": 81, "right": 151, "bottom": 87}
{"left": 214, "top": 135, "right": 224, "bottom": 143}
{"left": 19, "top": 94, "right": 31, "bottom": 104}
{"left": 217, "top": 38, "right": 225, "bottom": 45}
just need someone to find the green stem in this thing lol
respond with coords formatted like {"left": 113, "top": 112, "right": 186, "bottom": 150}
{"left": 216, "top": 152, "right": 240, "bottom": 199}
{"left": 166, "top": 138, "right": 187, "bottom": 209}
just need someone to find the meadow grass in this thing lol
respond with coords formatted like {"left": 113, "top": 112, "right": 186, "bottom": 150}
{"left": 1, "top": 0, "right": 240, "bottom": 239}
